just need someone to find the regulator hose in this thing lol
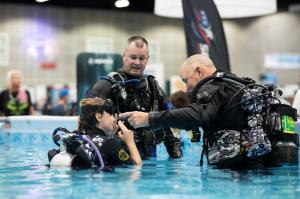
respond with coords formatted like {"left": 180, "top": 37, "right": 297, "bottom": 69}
{"left": 80, "top": 135, "right": 105, "bottom": 170}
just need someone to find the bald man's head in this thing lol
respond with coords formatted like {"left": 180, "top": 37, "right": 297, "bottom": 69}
{"left": 179, "top": 54, "right": 216, "bottom": 91}
{"left": 181, "top": 54, "right": 215, "bottom": 73}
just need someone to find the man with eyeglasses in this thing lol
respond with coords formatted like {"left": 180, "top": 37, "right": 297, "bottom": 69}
{"left": 87, "top": 35, "right": 182, "bottom": 160}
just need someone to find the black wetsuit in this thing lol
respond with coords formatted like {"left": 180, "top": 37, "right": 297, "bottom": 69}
{"left": 48, "top": 128, "right": 133, "bottom": 169}
{"left": 149, "top": 71, "right": 266, "bottom": 168}
{"left": 87, "top": 69, "right": 182, "bottom": 159}
{"left": 85, "top": 129, "right": 133, "bottom": 166}
{"left": 149, "top": 72, "right": 248, "bottom": 131}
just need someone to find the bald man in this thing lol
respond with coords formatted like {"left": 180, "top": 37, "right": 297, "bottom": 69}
{"left": 120, "top": 54, "right": 273, "bottom": 169}
{"left": 120, "top": 54, "right": 223, "bottom": 129}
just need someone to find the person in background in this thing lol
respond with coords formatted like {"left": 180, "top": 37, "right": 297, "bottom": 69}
{"left": 48, "top": 97, "right": 142, "bottom": 168}
{"left": 259, "top": 69, "right": 278, "bottom": 85}
{"left": 170, "top": 90, "right": 190, "bottom": 109}
{"left": 87, "top": 35, "right": 182, "bottom": 159}
{"left": 0, "top": 69, "right": 34, "bottom": 116}
{"left": 168, "top": 90, "right": 190, "bottom": 141}
{"left": 52, "top": 88, "right": 69, "bottom": 116}
{"left": 42, "top": 86, "right": 53, "bottom": 115}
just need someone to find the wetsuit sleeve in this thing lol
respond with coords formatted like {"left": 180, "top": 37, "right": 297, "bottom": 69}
{"left": 86, "top": 79, "right": 112, "bottom": 98}
{"left": 102, "top": 138, "right": 134, "bottom": 165}
{"left": 149, "top": 84, "right": 224, "bottom": 130}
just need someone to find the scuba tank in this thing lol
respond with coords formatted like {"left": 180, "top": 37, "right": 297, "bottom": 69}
{"left": 49, "top": 144, "right": 75, "bottom": 167}
{"left": 49, "top": 128, "right": 76, "bottom": 167}
{"left": 49, "top": 127, "right": 105, "bottom": 170}
{"left": 265, "top": 102, "right": 299, "bottom": 166}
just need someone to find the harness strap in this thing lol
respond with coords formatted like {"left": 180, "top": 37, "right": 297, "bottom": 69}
{"left": 103, "top": 72, "right": 160, "bottom": 112}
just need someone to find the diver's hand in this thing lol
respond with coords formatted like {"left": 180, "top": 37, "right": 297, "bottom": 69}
{"left": 119, "top": 111, "right": 150, "bottom": 128}
{"left": 117, "top": 121, "right": 134, "bottom": 144}
{"left": 117, "top": 121, "right": 142, "bottom": 166}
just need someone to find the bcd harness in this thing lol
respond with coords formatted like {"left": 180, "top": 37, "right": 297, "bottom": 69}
{"left": 101, "top": 72, "right": 161, "bottom": 114}
{"left": 190, "top": 72, "right": 298, "bottom": 167}
{"left": 101, "top": 72, "right": 169, "bottom": 147}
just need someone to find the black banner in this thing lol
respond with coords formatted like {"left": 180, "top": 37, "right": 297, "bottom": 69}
{"left": 182, "top": 0, "right": 230, "bottom": 71}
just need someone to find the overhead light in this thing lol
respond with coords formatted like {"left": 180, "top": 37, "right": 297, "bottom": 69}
{"left": 35, "top": 0, "right": 49, "bottom": 2}
{"left": 154, "top": 0, "right": 183, "bottom": 18}
{"left": 154, "top": 0, "right": 277, "bottom": 19}
{"left": 115, "top": 0, "right": 130, "bottom": 8}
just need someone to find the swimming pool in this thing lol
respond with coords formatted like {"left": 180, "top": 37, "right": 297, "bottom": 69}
{"left": 0, "top": 117, "right": 300, "bottom": 199}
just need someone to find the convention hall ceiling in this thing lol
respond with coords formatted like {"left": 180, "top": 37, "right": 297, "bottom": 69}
{"left": 0, "top": 0, "right": 299, "bottom": 14}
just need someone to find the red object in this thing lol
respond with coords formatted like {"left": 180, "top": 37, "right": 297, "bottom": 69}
{"left": 41, "top": 62, "right": 56, "bottom": 69}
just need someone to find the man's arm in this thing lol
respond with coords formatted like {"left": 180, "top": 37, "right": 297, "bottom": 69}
{"left": 120, "top": 89, "right": 223, "bottom": 130}
{"left": 120, "top": 104, "right": 211, "bottom": 129}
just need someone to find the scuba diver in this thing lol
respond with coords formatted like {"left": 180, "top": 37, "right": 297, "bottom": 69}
{"left": 120, "top": 54, "right": 299, "bottom": 169}
{"left": 48, "top": 97, "right": 142, "bottom": 170}
{"left": 86, "top": 35, "right": 182, "bottom": 159}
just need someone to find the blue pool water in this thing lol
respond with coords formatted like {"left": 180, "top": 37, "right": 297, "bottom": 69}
{"left": 0, "top": 129, "right": 300, "bottom": 199}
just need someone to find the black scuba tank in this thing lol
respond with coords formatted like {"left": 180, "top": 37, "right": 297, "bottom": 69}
{"left": 265, "top": 104, "right": 299, "bottom": 166}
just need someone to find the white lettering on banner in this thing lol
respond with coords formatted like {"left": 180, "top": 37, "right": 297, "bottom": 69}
{"left": 264, "top": 53, "right": 300, "bottom": 69}
{"left": 88, "top": 58, "right": 113, "bottom": 65}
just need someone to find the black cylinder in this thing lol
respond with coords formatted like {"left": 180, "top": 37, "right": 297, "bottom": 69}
{"left": 266, "top": 133, "right": 299, "bottom": 166}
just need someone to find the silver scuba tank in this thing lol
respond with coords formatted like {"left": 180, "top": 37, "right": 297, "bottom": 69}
{"left": 50, "top": 134, "right": 75, "bottom": 168}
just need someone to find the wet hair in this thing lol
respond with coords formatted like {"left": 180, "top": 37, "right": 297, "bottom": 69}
{"left": 78, "top": 98, "right": 116, "bottom": 132}
{"left": 171, "top": 90, "right": 190, "bottom": 108}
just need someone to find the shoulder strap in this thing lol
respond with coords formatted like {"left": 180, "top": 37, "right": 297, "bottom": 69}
{"left": 100, "top": 72, "right": 124, "bottom": 84}
{"left": 145, "top": 74, "right": 160, "bottom": 111}
{"left": 145, "top": 74, "right": 155, "bottom": 92}
{"left": 107, "top": 72, "right": 124, "bottom": 82}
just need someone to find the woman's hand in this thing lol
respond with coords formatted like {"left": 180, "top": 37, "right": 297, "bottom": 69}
{"left": 117, "top": 121, "right": 134, "bottom": 144}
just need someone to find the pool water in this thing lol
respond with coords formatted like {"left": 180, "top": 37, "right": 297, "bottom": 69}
{"left": 0, "top": 130, "right": 299, "bottom": 199}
